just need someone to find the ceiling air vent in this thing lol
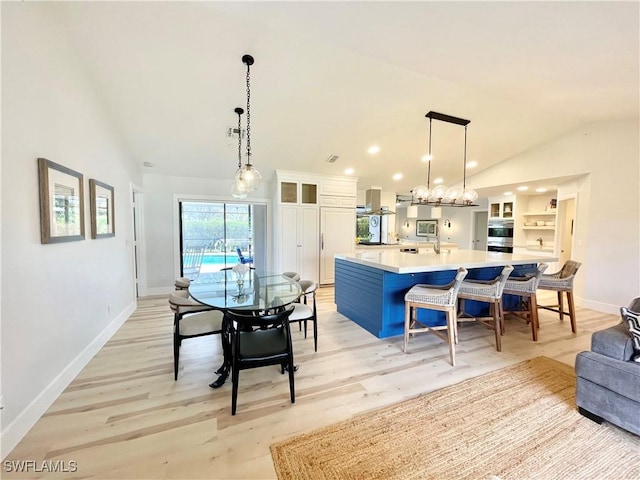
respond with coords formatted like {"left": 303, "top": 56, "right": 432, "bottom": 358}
{"left": 325, "top": 154, "right": 339, "bottom": 163}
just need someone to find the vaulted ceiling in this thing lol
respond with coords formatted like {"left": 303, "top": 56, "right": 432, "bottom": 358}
{"left": 46, "top": 1, "right": 639, "bottom": 194}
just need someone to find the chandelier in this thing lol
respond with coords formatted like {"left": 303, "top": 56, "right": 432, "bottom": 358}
{"left": 411, "top": 111, "right": 478, "bottom": 207}
{"left": 231, "top": 107, "right": 248, "bottom": 199}
{"left": 233, "top": 54, "right": 262, "bottom": 193}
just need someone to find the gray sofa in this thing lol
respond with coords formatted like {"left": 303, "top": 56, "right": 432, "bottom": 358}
{"left": 575, "top": 298, "right": 640, "bottom": 436}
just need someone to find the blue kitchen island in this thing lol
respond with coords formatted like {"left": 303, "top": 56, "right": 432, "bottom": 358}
{"left": 335, "top": 249, "right": 556, "bottom": 338}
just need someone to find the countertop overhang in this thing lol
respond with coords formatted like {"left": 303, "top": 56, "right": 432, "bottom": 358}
{"left": 335, "top": 249, "right": 557, "bottom": 274}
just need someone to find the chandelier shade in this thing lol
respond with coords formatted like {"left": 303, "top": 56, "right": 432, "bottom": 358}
{"left": 411, "top": 111, "right": 478, "bottom": 207}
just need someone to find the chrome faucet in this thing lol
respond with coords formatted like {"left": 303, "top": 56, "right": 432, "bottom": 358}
{"left": 537, "top": 237, "right": 543, "bottom": 246}
{"left": 433, "top": 224, "right": 441, "bottom": 254}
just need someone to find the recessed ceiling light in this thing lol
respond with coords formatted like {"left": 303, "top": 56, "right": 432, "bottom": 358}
{"left": 503, "top": 191, "right": 513, "bottom": 195}
{"left": 368, "top": 145, "right": 380, "bottom": 155}
{"left": 535, "top": 187, "right": 547, "bottom": 193}
{"left": 421, "top": 154, "right": 432, "bottom": 162}
{"left": 517, "top": 186, "right": 529, "bottom": 191}
{"left": 344, "top": 168, "right": 354, "bottom": 175}
{"left": 143, "top": 161, "right": 154, "bottom": 167}
{"left": 433, "top": 177, "right": 444, "bottom": 184}
{"left": 392, "top": 173, "right": 403, "bottom": 181}
{"left": 466, "top": 160, "right": 478, "bottom": 168}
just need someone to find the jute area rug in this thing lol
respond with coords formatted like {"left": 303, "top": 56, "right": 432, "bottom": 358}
{"left": 271, "top": 356, "right": 640, "bottom": 480}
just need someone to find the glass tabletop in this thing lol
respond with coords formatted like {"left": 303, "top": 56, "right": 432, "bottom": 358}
{"left": 188, "top": 270, "right": 302, "bottom": 312}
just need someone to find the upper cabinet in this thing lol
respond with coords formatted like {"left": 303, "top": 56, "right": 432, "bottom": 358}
{"left": 489, "top": 195, "right": 516, "bottom": 219}
{"left": 279, "top": 180, "right": 318, "bottom": 205}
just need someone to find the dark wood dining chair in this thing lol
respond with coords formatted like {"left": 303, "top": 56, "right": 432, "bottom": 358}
{"left": 168, "top": 291, "right": 223, "bottom": 380}
{"left": 226, "top": 307, "right": 296, "bottom": 415}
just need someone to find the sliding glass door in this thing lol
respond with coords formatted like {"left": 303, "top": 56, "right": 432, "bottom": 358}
{"left": 179, "top": 201, "right": 267, "bottom": 280}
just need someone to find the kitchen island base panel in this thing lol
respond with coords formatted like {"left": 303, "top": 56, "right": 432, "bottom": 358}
{"left": 335, "top": 258, "right": 530, "bottom": 339}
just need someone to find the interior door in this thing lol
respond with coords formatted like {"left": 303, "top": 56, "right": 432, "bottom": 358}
{"left": 320, "top": 207, "right": 356, "bottom": 285}
{"left": 558, "top": 197, "right": 575, "bottom": 266}
{"left": 473, "top": 211, "right": 488, "bottom": 250}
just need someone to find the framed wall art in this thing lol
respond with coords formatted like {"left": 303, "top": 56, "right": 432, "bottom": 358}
{"left": 38, "top": 157, "right": 85, "bottom": 244}
{"left": 89, "top": 179, "right": 115, "bottom": 239}
{"left": 416, "top": 219, "right": 438, "bottom": 237}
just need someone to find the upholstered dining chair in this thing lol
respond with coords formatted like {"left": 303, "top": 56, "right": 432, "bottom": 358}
{"left": 289, "top": 280, "right": 318, "bottom": 351}
{"left": 457, "top": 265, "right": 514, "bottom": 352}
{"left": 403, "top": 268, "right": 468, "bottom": 366}
{"left": 168, "top": 291, "right": 223, "bottom": 380}
{"left": 282, "top": 271, "right": 301, "bottom": 282}
{"left": 175, "top": 277, "right": 190, "bottom": 291}
{"left": 226, "top": 307, "right": 296, "bottom": 415}
{"left": 537, "top": 260, "right": 582, "bottom": 333}
{"left": 502, "top": 263, "right": 549, "bottom": 341}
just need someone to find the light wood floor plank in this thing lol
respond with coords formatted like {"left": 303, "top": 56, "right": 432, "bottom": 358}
{"left": 3, "top": 288, "right": 622, "bottom": 479}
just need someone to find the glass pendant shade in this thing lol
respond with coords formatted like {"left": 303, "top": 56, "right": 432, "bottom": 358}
{"left": 461, "top": 188, "right": 479, "bottom": 204}
{"left": 444, "top": 186, "right": 463, "bottom": 203}
{"left": 235, "top": 163, "right": 262, "bottom": 192}
{"left": 412, "top": 185, "right": 429, "bottom": 201}
{"left": 430, "top": 184, "right": 448, "bottom": 201}
{"left": 231, "top": 180, "right": 248, "bottom": 198}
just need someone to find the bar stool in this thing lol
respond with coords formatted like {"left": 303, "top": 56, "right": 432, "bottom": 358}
{"left": 457, "top": 265, "right": 514, "bottom": 352}
{"left": 537, "top": 260, "right": 582, "bottom": 333}
{"left": 503, "top": 263, "right": 549, "bottom": 341}
{"left": 403, "top": 268, "right": 468, "bottom": 366}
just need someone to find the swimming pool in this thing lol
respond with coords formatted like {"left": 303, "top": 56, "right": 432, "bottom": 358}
{"left": 202, "top": 253, "right": 239, "bottom": 266}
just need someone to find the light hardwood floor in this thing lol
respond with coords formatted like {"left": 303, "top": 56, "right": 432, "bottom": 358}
{"left": 5, "top": 288, "right": 620, "bottom": 479}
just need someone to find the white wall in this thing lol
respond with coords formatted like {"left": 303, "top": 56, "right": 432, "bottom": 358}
{"left": 467, "top": 119, "right": 640, "bottom": 311}
{"left": 141, "top": 173, "right": 273, "bottom": 295}
{"left": 395, "top": 199, "right": 489, "bottom": 247}
{"left": 1, "top": 3, "right": 140, "bottom": 457}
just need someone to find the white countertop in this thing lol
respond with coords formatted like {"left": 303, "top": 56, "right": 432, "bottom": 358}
{"left": 336, "top": 249, "right": 557, "bottom": 274}
{"left": 355, "top": 242, "right": 458, "bottom": 250}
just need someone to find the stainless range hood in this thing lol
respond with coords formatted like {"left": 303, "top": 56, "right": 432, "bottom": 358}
{"left": 365, "top": 189, "right": 395, "bottom": 215}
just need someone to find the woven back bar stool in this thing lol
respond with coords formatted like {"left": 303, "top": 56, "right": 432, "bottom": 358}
{"left": 403, "top": 268, "right": 468, "bottom": 366}
{"left": 537, "top": 260, "right": 582, "bottom": 333}
{"left": 456, "top": 265, "right": 514, "bottom": 352}
{"left": 503, "top": 263, "right": 549, "bottom": 341}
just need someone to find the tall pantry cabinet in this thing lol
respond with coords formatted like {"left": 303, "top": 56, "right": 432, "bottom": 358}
{"left": 275, "top": 170, "right": 357, "bottom": 285}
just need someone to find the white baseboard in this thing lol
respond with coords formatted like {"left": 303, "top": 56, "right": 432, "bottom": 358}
{"left": 144, "top": 286, "right": 174, "bottom": 297}
{"left": 579, "top": 297, "right": 620, "bottom": 315}
{"left": 0, "top": 300, "right": 137, "bottom": 460}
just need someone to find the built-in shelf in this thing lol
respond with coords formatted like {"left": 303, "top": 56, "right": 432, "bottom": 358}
{"left": 522, "top": 211, "right": 557, "bottom": 216}
{"left": 523, "top": 226, "right": 555, "bottom": 230}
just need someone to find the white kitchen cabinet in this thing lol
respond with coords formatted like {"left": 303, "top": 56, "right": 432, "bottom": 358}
{"left": 278, "top": 205, "right": 319, "bottom": 283}
{"left": 275, "top": 170, "right": 358, "bottom": 284}
{"left": 489, "top": 196, "right": 515, "bottom": 219}
{"left": 320, "top": 207, "right": 356, "bottom": 284}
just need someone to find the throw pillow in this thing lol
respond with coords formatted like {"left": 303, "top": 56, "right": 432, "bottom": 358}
{"left": 621, "top": 307, "right": 640, "bottom": 362}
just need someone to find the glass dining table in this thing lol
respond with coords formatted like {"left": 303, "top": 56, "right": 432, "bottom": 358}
{"left": 189, "top": 269, "right": 302, "bottom": 388}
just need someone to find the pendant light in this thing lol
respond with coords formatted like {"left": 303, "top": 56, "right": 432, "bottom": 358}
{"left": 231, "top": 107, "right": 247, "bottom": 199}
{"left": 234, "top": 54, "right": 262, "bottom": 193}
{"left": 411, "top": 111, "right": 478, "bottom": 207}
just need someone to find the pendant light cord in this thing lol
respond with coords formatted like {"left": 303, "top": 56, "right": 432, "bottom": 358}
{"left": 245, "top": 61, "right": 251, "bottom": 165}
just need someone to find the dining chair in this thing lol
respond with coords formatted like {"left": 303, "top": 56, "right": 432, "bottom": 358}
{"left": 457, "top": 265, "right": 514, "bottom": 352}
{"left": 537, "top": 260, "right": 582, "bottom": 333}
{"left": 403, "top": 267, "right": 468, "bottom": 366}
{"left": 168, "top": 291, "right": 223, "bottom": 380}
{"left": 175, "top": 277, "right": 190, "bottom": 290}
{"left": 503, "top": 263, "right": 549, "bottom": 341}
{"left": 282, "top": 271, "right": 301, "bottom": 282}
{"left": 225, "top": 307, "right": 296, "bottom": 415}
{"left": 289, "top": 280, "right": 318, "bottom": 351}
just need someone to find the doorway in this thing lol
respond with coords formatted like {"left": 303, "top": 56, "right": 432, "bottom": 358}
{"left": 557, "top": 197, "right": 576, "bottom": 266}
{"left": 472, "top": 210, "right": 488, "bottom": 250}
{"left": 178, "top": 201, "right": 267, "bottom": 280}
